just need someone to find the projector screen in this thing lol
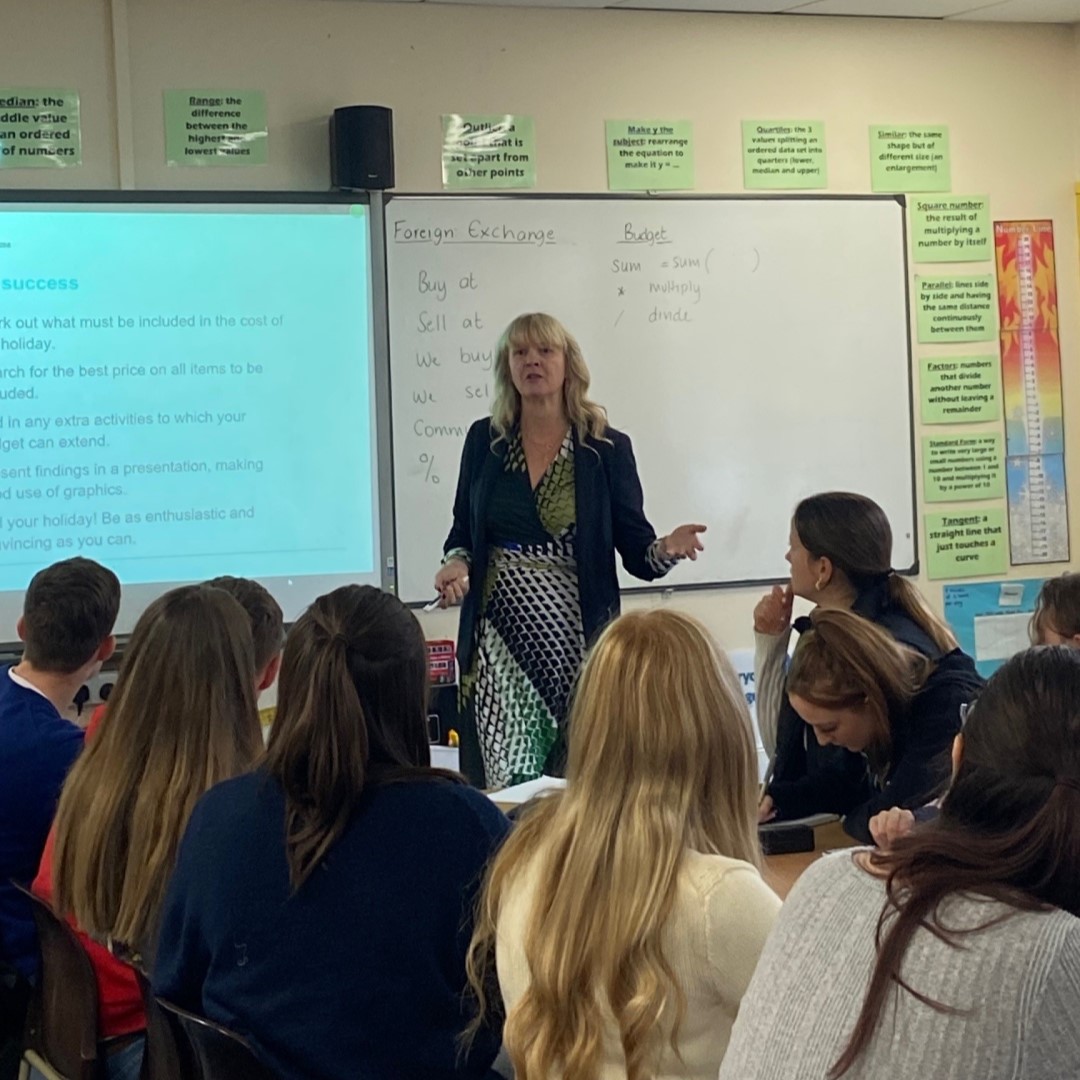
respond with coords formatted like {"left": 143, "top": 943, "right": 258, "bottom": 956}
{"left": 0, "top": 196, "right": 380, "bottom": 640}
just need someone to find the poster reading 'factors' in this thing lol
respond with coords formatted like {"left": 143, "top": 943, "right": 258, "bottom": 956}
{"left": 995, "top": 220, "right": 1069, "bottom": 565}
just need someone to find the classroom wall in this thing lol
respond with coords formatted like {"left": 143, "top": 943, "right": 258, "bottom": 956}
{"left": 0, "top": 0, "right": 117, "bottom": 188}
{"left": 2, "top": 0, "right": 1078, "bottom": 656}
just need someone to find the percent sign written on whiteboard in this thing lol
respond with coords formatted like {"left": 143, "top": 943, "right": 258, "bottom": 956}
{"left": 419, "top": 452, "right": 440, "bottom": 484}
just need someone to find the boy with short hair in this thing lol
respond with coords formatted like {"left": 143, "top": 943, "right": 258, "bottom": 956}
{"left": 204, "top": 576, "right": 284, "bottom": 693}
{"left": 0, "top": 558, "right": 120, "bottom": 983}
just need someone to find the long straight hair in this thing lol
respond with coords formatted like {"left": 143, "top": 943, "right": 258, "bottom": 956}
{"left": 264, "top": 584, "right": 459, "bottom": 892}
{"left": 794, "top": 492, "right": 957, "bottom": 653}
{"left": 466, "top": 609, "right": 762, "bottom": 1080}
{"left": 52, "top": 585, "right": 262, "bottom": 949}
{"left": 831, "top": 645, "right": 1080, "bottom": 1077}
{"left": 491, "top": 313, "right": 608, "bottom": 444}
{"left": 787, "top": 608, "right": 930, "bottom": 777}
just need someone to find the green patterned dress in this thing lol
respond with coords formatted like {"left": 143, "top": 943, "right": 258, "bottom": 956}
{"left": 458, "top": 431, "right": 582, "bottom": 788}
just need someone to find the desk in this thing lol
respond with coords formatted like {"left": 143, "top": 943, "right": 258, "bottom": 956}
{"left": 763, "top": 851, "right": 820, "bottom": 899}
{"left": 762, "top": 819, "right": 858, "bottom": 899}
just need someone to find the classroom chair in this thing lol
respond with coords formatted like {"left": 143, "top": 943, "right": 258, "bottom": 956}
{"left": 151, "top": 998, "right": 276, "bottom": 1080}
{"left": 11, "top": 883, "right": 99, "bottom": 1080}
{"left": 132, "top": 971, "right": 182, "bottom": 1080}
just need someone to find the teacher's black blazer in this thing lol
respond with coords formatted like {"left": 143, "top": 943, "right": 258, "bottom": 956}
{"left": 443, "top": 418, "right": 666, "bottom": 776}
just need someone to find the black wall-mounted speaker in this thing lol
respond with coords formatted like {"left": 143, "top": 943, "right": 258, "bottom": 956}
{"left": 330, "top": 105, "right": 395, "bottom": 191}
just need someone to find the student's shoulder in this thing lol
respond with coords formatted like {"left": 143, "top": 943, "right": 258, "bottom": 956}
{"left": 783, "top": 849, "right": 881, "bottom": 911}
{"left": 0, "top": 675, "right": 82, "bottom": 753}
{"left": 387, "top": 777, "right": 510, "bottom": 838}
{"left": 189, "top": 770, "right": 278, "bottom": 833}
{"left": 682, "top": 850, "right": 777, "bottom": 904}
{"left": 913, "top": 649, "right": 983, "bottom": 720}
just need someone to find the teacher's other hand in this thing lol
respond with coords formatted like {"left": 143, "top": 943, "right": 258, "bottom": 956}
{"left": 662, "top": 523, "right": 707, "bottom": 561}
{"left": 754, "top": 584, "right": 794, "bottom": 636}
{"left": 434, "top": 559, "right": 470, "bottom": 609}
{"left": 758, "top": 794, "right": 777, "bottom": 824}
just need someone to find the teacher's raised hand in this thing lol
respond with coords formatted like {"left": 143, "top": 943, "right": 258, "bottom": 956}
{"left": 661, "top": 523, "right": 707, "bottom": 561}
{"left": 434, "top": 558, "right": 470, "bottom": 609}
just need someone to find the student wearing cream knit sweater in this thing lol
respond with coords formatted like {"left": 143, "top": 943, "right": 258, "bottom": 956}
{"left": 465, "top": 609, "right": 780, "bottom": 1080}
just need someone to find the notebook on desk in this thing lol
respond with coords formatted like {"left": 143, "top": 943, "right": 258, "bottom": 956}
{"left": 488, "top": 775, "right": 567, "bottom": 810}
{"left": 759, "top": 814, "right": 840, "bottom": 855}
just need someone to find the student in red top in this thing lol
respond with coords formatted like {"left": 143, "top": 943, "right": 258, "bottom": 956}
{"left": 33, "top": 578, "right": 282, "bottom": 1080}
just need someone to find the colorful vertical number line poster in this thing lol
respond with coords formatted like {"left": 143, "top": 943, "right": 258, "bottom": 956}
{"left": 995, "top": 220, "right": 1069, "bottom": 565}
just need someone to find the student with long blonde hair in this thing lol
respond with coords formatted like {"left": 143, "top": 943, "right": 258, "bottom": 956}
{"left": 467, "top": 609, "right": 779, "bottom": 1080}
{"left": 47, "top": 585, "right": 263, "bottom": 1079}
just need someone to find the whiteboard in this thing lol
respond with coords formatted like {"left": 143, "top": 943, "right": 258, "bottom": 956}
{"left": 386, "top": 196, "right": 915, "bottom": 604}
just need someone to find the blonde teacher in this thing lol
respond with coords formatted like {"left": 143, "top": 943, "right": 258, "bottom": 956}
{"left": 435, "top": 312, "right": 705, "bottom": 789}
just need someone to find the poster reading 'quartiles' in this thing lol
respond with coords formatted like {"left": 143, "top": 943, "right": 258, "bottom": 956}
{"left": 995, "top": 220, "right": 1069, "bottom": 565}
{"left": 0, "top": 89, "right": 80, "bottom": 168}
{"left": 741, "top": 120, "right": 825, "bottom": 189}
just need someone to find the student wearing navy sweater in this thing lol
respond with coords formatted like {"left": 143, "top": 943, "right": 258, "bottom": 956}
{"left": 155, "top": 584, "right": 510, "bottom": 1080}
{"left": 784, "top": 608, "right": 982, "bottom": 843}
{"left": 0, "top": 558, "right": 119, "bottom": 1076}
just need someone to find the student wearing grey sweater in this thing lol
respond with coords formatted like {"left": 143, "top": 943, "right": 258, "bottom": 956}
{"left": 720, "top": 645, "right": 1080, "bottom": 1080}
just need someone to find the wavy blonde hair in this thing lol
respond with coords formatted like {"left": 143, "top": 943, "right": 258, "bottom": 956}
{"left": 491, "top": 313, "right": 608, "bottom": 443}
{"left": 465, "top": 609, "right": 761, "bottom": 1080}
{"left": 52, "top": 585, "right": 263, "bottom": 951}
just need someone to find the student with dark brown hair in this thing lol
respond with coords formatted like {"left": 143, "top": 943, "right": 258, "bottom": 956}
{"left": 754, "top": 492, "right": 979, "bottom": 827}
{"left": 1030, "top": 571, "right": 1080, "bottom": 647}
{"left": 0, "top": 558, "right": 120, "bottom": 983}
{"left": 0, "top": 557, "right": 119, "bottom": 1078}
{"left": 155, "top": 584, "right": 509, "bottom": 1080}
{"left": 720, "top": 645, "right": 1080, "bottom": 1080}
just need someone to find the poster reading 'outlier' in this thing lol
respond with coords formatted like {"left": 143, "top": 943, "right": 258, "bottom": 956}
{"left": 995, "top": 220, "right": 1069, "bottom": 565}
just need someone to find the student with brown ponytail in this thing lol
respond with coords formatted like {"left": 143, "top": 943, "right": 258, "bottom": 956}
{"left": 153, "top": 585, "right": 510, "bottom": 1080}
{"left": 720, "top": 645, "right": 1080, "bottom": 1080}
{"left": 754, "top": 492, "right": 980, "bottom": 829}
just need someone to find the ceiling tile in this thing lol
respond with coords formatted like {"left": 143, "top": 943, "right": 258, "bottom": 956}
{"left": 610, "top": 0, "right": 796, "bottom": 10}
{"left": 950, "top": 0, "right": 1080, "bottom": 20}
{"left": 785, "top": 0, "right": 996, "bottom": 15}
